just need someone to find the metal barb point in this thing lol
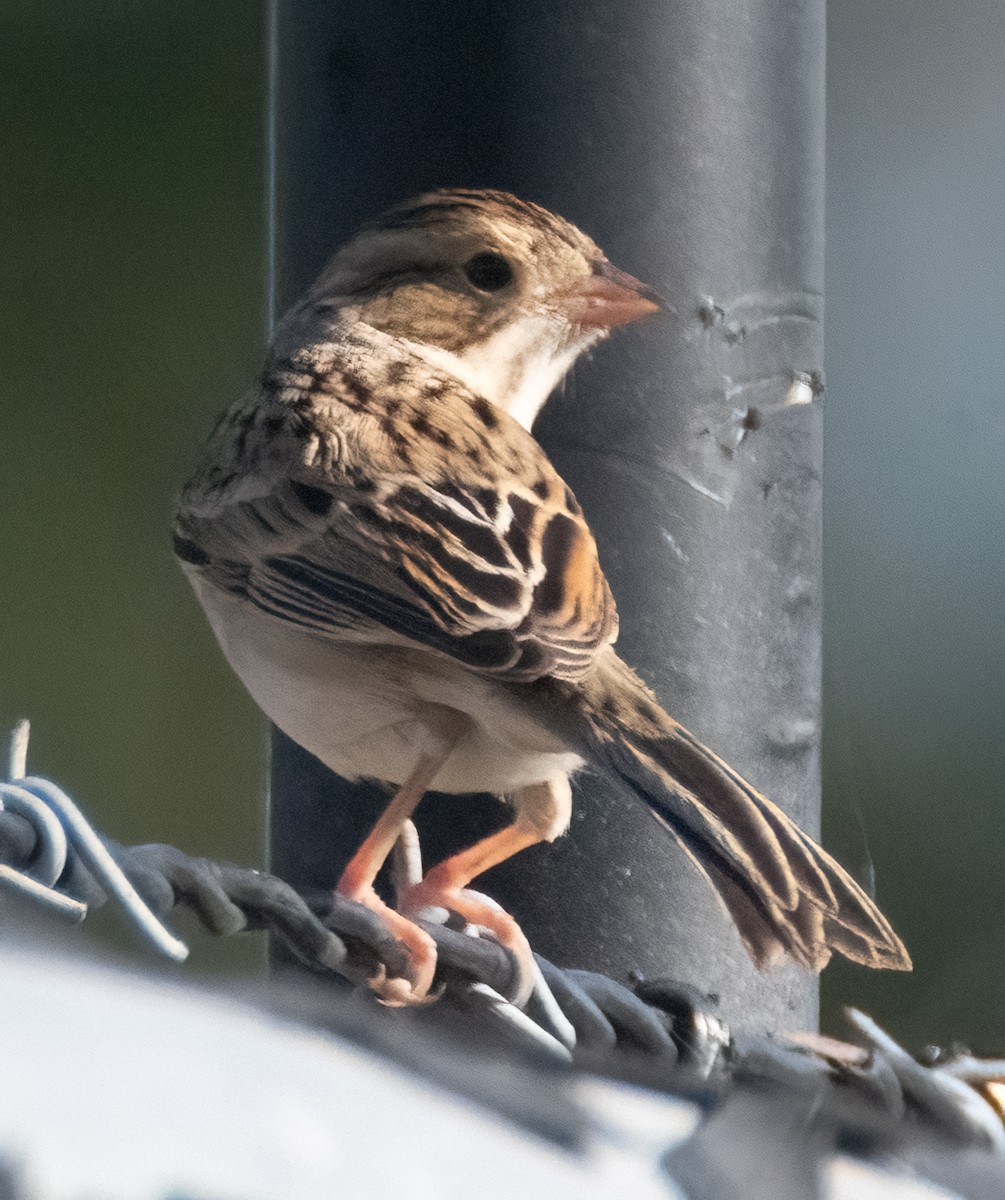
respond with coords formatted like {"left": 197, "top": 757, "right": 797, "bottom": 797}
{"left": 7, "top": 720, "right": 30, "bottom": 782}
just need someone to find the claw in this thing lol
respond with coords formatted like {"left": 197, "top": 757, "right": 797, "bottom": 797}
{"left": 336, "top": 883, "right": 439, "bottom": 1005}
{"left": 400, "top": 882, "right": 535, "bottom": 1006}
{"left": 376, "top": 975, "right": 444, "bottom": 1008}
{"left": 358, "top": 962, "right": 432, "bottom": 1007}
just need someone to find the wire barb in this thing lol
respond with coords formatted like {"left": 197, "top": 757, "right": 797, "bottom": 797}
{"left": 1, "top": 721, "right": 85, "bottom": 920}
{"left": 1, "top": 723, "right": 187, "bottom": 957}
{"left": 7, "top": 719, "right": 30, "bottom": 781}
{"left": 3, "top": 719, "right": 1005, "bottom": 1152}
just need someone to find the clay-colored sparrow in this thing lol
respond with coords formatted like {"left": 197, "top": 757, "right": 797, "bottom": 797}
{"left": 175, "top": 189, "right": 910, "bottom": 1003}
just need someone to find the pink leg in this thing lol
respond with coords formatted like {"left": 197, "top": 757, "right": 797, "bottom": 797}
{"left": 399, "top": 820, "right": 554, "bottom": 1007}
{"left": 337, "top": 736, "right": 459, "bottom": 1005}
{"left": 399, "top": 776, "right": 571, "bottom": 1004}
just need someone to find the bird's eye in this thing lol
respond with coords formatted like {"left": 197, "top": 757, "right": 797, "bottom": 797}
{"left": 463, "top": 252, "right": 514, "bottom": 292}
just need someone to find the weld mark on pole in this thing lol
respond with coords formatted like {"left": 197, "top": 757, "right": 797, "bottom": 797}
{"left": 693, "top": 292, "right": 822, "bottom": 345}
{"left": 660, "top": 529, "right": 691, "bottom": 562}
{"left": 675, "top": 473, "right": 729, "bottom": 508}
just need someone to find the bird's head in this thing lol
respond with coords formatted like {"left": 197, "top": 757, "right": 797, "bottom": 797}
{"left": 305, "top": 189, "right": 663, "bottom": 429}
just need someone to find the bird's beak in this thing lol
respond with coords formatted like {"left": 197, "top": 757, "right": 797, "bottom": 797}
{"left": 555, "top": 259, "right": 666, "bottom": 330}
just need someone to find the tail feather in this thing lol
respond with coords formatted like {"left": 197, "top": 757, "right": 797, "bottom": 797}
{"left": 674, "top": 724, "right": 840, "bottom": 915}
{"left": 671, "top": 825, "right": 831, "bottom": 970}
{"left": 805, "top": 837, "right": 910, "bottom": 968}
{"left": 625, "top": 741, "right": 800, "bottom": 913}
{"left": 571, "top": 650, "right": 911, "bottom": 973}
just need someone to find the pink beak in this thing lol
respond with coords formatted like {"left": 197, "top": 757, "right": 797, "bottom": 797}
{"left": 557, "top": 259, "right": 665, "bottom": 330}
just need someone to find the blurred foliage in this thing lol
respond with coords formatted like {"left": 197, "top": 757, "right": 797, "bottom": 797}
{"left": 821, "top": 0, "right": 1005, "bottom": 1051}
{"left": 3, "top": 1, "right": 1003, "bottom": 1046}
{"left": 1, "top": 1, "right": 266, "bottom": 974}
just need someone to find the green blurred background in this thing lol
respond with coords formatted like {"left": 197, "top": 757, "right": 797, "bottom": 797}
{"left": 3, "top": 0, "right": 1003, "bottom": 1048}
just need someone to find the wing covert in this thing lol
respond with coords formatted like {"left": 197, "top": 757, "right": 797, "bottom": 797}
{"left": 175, "top": 355, "right": 618, "bottom": 682}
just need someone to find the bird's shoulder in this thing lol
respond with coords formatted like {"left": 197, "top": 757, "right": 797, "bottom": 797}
{"left": 175, "top": 321, "right": 619, "bottom": 682}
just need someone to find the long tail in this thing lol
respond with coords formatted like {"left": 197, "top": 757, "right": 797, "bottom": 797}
{"left": 567, "top": 649, "right": 911, "bottom": 972}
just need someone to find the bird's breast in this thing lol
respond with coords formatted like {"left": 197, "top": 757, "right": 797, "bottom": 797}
{"left": 186, "top": 572, "right": 583, "bottom": 795}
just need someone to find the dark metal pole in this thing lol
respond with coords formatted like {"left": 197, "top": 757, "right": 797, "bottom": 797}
{"left": 269, "top": 0, "right": 823, "bottom": 1032}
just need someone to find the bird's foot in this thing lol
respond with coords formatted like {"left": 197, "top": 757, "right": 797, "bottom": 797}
{"left": 335, "top": 882, "right": 438, "bottom": 1006}
{"left": 399, "top": 877, "right": 536, "bottom": 1006}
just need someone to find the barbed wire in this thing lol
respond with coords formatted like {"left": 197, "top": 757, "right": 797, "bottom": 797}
{"left": 2, "top": 718, "right": 1004, "bottom": 1154}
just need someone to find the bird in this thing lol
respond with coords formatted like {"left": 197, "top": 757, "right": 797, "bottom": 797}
{"left": 174, "top": 187, "right": 911, "bottom": 1004}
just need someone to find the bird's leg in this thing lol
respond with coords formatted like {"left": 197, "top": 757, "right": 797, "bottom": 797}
{"left": 400, "top": 826, "right": 541, "bottom": 1005}
{"left": 337, "top": 726, "right": 463, "bottom": 1005}
{"left": 399, "top": 776, "right": 571, "bottom": 1006}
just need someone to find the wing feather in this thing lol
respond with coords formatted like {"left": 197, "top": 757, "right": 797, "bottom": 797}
{"left": 175, "top": 354, "right": 618, "bottom": 683}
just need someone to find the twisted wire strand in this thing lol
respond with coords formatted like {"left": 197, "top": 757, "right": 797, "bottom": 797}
{"left": 2, "top": 719, "right": 1004, "bottom": 1150}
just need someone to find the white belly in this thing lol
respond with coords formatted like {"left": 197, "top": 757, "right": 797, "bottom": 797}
{"left": 188, "top": 575, "right": 584, "bottom": 795}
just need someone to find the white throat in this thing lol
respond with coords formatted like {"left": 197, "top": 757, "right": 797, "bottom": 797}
{"left": 402, "top": 316, "right": 595, "bottom": 432}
